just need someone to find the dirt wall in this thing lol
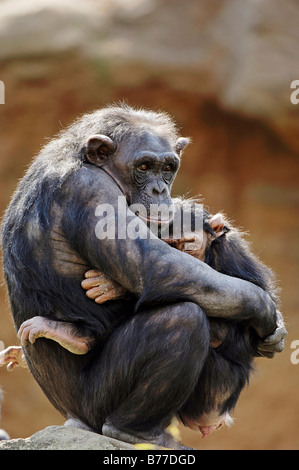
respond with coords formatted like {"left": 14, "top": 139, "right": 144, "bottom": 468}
{"left": 0, "top": 0, "right": 298, "bottom": 449}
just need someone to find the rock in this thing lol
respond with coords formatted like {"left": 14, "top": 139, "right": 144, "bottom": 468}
{"left": 1, "top": 0, "right": 298, "bottom": 131}
{"left": 0, "top": 425, "right": 135, "bottom": 450}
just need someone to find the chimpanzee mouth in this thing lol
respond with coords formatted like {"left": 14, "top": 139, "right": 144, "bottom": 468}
{"left": 136, "top": 211, "right": 174, "bottom": 226}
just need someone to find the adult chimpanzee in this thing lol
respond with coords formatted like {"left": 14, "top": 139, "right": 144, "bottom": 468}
{"left": 10, "top": 201, "right": 284, "bottom": 440}
{"left": 1, "top": 105, "right": 285, "bottom": 448}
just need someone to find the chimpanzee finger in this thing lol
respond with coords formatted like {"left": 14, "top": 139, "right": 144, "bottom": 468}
{"left": 81, "top": 275, "right": 106, "bottom": 290}
{"left": 17, "top": 324, "right": 26, "bottom": 343}
{"left": 0, "top": 346, "right": 22, "bottom": 365}
{"left": 7, "top": 361, "right": 18, "bottom": 371}
{"left": 258, "top": 339, "right": 285, "bottom": 353}
{"left": 18, "top": 319, "right": 42, "bottom": 345}
{"left": 18, "top": 324, "right": 37, "bottom": 346}
{"left": 84, "top": 269, "right": 104, "bottom": 279}
{"left": 18, "top": 329, "right": 29, "bottom": 346}
{"left": 0, "top": 354, "right": 15, "bottom": 365}
{"left": 95, "top": 292, "right": 116, "bottom": 304}
{"left": 95, "top": 290, "right": 128, "bottom": 304}
{"left": 85, "top": 286, "right": 107, "bottom": 299}
{"left": 256, "top": 351, "right": 275, "bottom": 359}
{"left": 17, "top": 318, "right": 33, "bottom": 340}
{"left": 263, "top": 326, "right": 288, "bottom": 345}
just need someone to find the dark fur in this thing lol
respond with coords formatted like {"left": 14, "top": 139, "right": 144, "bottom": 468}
{"left": 179, "top": 206, "right": 278, "bottom": 423}
{"left": 1, "top": 105, "right": 208, "bottom": 434}
{"left": 1, "top": 104, "right": 278, "bottom": 437}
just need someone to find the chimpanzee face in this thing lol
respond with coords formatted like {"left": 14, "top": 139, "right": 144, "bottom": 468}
{"left": 85, "top": 130, "right": 189, "bottom": 224}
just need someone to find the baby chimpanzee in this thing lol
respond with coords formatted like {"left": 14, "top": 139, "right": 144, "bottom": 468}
{"left": 1, "top": 200, "right": 283, "bottom": 440}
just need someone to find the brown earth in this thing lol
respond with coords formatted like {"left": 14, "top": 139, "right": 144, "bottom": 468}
{"left": 0, "top": 54, "right": 298, "bottom": 450}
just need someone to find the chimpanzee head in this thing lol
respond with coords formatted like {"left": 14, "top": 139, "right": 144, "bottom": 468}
{"left": 84, "top": 105, "right": 189, "bottom": 224}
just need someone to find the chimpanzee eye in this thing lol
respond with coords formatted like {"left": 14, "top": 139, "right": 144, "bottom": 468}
{"left": 138, "top": 164, "right": 148, "bottom": 171}
{"left": 163, "top": 164, "right": 173, "bottom": 172}
{"left": 165, "top": 165, "right": 172, "bottom": 171}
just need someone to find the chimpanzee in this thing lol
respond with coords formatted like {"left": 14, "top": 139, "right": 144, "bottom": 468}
{"left": 1, "top": 105, "right": 286, "bottom": 448}
{"left": 8, "top": 201, "right": 284, "bottom": 440}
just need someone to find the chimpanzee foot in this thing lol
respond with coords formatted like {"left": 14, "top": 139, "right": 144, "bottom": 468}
{"left": 102, "top": 422, "right": 194, "bottom": 450}
{"left": 64, "top": 417, "right": 94, "bottom": 432}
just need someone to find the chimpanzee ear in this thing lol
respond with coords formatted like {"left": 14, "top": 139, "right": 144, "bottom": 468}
{"left": 86, "top": 134, "right": 116, "bottom": 165}
{"left": 209, "top": 213, "right": 225, "bottom": 237}
{"left": 175, "top": 137, "right": 190, "bottom": 155}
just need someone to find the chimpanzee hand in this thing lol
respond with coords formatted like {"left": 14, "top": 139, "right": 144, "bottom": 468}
{"left": 0, "top": 346, "right": 27, "bottom": 371}
{"left": 256, "top": 310, "right": 287, "bottom": 358}
{"left": 81, "top": 270, "right": 129, "bottom": 304}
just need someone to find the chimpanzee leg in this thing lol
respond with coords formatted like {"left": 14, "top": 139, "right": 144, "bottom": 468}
{"left": 93, "top": 302, "right": 209, "bottom": 446}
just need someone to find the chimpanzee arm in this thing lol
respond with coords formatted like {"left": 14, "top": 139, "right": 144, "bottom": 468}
{"left": 80, "top": 270, "right": 286, "bottom": 354}
{"left": 59, "top": 167, "right": 277, "bottom": 339}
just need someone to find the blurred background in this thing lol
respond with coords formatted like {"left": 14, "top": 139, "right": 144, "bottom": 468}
{"left": 0, "top": 0, "right": 298, "bottom": 450}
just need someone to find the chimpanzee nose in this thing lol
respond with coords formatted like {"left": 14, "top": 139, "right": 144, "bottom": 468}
{"left": 146, "top": 181, "right": 168, "bottom": 200}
